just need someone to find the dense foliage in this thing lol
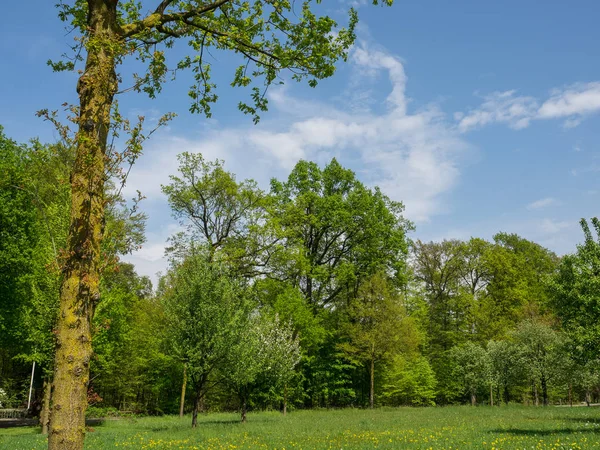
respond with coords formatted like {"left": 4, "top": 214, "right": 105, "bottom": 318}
{"left": 1, "top": 127, "right": 600, "bottom": 430}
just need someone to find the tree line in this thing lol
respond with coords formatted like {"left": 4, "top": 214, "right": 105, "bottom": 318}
{"left": 2, "top": 127, "right": 600, "bottom": 429}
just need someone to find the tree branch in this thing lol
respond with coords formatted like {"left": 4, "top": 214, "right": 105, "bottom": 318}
{"left": 121, "top": 0, "right": 235, "bottom": 38}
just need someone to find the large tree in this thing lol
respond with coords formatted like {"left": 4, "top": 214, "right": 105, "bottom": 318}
{"left": 550, "top": 218, "right": 600, "bottom": 363}
{"left": 162, "top": 152, "right": 266, "bottom": 270}
{"left": 512, "top": 319, "right": 565, "bottom": 406}
{"left": 338, "top": 272, "right": 413, "bottom": 408}
{"left": 161, "top": 252, "right": 248, "bottom": 427}
{"left": 268, "top": 159, "right": 411, "bottom": 309}
{"left": 48, "top": 0, "right": 389, "bottom": 447}
{"left": 412, "top": 239, "right": 469, "bottom": 351}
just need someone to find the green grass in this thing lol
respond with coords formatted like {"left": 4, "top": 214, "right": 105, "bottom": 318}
{"left": 2, "top": 406, "right": 600, "bottom": 449}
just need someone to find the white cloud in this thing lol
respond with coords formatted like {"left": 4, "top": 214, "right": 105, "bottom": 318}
{"left": 457, "top": 82, "right": 600, "bottom": 132}
{"left": 526, "top": 197, "right": 557, "bottom": 210}
{"left": 540, "top": 218, "right": 571, "bottom": 235}
{"left": 538, "top": 82, "right": 600, "bottom": 119}
{"left": 457, "top": 90, "right": 538, "bottom": 133}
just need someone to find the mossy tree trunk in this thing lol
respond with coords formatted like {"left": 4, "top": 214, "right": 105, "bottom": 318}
{"left": 48, "top": 1, "right": 119, "bottom": 449}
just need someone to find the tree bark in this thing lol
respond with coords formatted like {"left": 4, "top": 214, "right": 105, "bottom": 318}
{"left": 471, "top": 392, "right": 476, "bottom": 407}
{"left": 192, "top": 389, "right": 202, "bottom": 428}
{"left": 48, "top": 2, "right": 119, "bottom": 449}
{"left": 241, "top": 396, "right": 247, "bottom": 423}
{"left": 179, "top": 364, "right": 187, "bottom": 418}
{"left": 369, "top": 358, "right": 374, "bottom": 409}
{"left": 489, "top": 383, "right": 494, "bottom": 407}
{"left": 40, "top": 377, "right": 52, "bottom": 435}
{"left": 283, "top": 384, "right": 287, "bottom": 416}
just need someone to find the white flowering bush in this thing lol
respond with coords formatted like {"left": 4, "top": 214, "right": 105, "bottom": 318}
{"left": 224, "top": 313, "right": 301, "bottom": 421}
{"left": 0, "top": 388, "right": 7, "bottom": 408}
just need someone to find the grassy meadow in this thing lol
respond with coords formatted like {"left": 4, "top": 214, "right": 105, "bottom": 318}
{"left": 2, "top": 406, "right": 600, "bottom": 450}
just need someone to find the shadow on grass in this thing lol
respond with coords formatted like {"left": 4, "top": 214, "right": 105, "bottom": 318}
{"left": 565, "top": 417, "right": 600, "bottom": 424}
{"left": 0, "top": 418, "right": 105, "bottom": 430}
{"left": 489, "top": 428, "right": 598, "bottom": 436}
{"left": 146, "top": 419, "right": 242, "bottom": 431}
{"left": 197, "top": 419, "right": 243, "bottom": 426}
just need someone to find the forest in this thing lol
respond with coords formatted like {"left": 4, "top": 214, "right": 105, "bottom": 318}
{"left": 2, "top": 127, "right": 600, "bottom": 429}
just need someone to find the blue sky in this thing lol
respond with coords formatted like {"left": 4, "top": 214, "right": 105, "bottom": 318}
{"left": 2, "top": 1, "right": 599, "bottom": 285}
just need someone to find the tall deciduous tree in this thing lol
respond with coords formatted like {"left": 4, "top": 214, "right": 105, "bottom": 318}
{"left": 48, "top": 0, "right": 390, "bottom": 447}
{"left": 487, "top": 233, "right": 559, "bottom": 324}
{"left": 512, "top": 319, "right": 565, "bottom": 406}
{"left": 162, "top": 152, "right": 265, "bottom": 269}
{"left": 412, "top": 239, "right": 468, "bottom": 351}
{"left": 339, "top": 273, "right": 414, "bottom": 408}
{"left": 550, "top": 218, "right": 600, "bottom": 363}
{"left": 268, "top": 159, "right": 411, "bottom": 309}
{"left": 161, "top": 252, "right": 248, "bottom": 427}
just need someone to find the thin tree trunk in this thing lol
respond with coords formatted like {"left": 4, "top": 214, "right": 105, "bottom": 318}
{"left": 568, "top": 383, "right": 572, "bottom": 407}
{"left": 40, "top": 377, "right": 52, "bottom": 435}
{"left": 48, "top": 2, "right": 119, "bottom": 448}
{"left": 490, "top": 383, "right": 494, "bottom": 407}
{"left": 471, "top": 392, "right": 476, "bottom": 406}
{"left": 541, "top": 374, "right": 548, "bottom": 406}
{"left": 369, "top": 358, "right": 374, "bottom": 409}
{"left": 191, "top": 389, "right": 202, "bottom": 428}
{"left": 179, "top": 364, "right": 187, "bottom": 418}
{"left": 533, "top": 382, "right": 539, "bottom": 406}
{"left": 241, "top": 396, "right": 247, "bottom": 423}
{"left": 504, "top": 382, "right": 510, "bottom": 405}
{"left": 586, "top": 390, "right": 591, "bottom": 406}
{"left": 199, "top": 394, "right": 206, "bottom": 413}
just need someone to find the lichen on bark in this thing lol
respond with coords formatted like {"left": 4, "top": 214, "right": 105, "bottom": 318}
{"left": 48, "top": 2, "right": 120, "bottom": 449}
